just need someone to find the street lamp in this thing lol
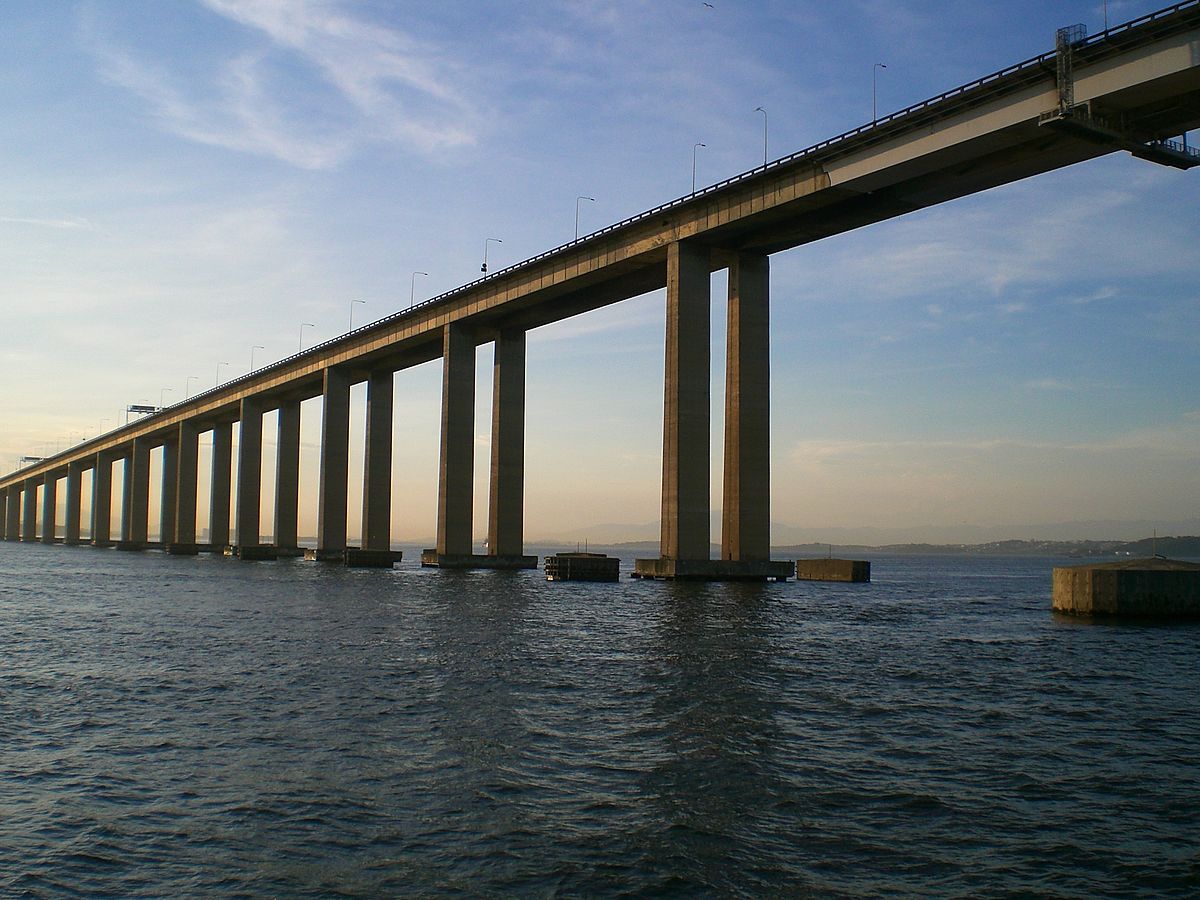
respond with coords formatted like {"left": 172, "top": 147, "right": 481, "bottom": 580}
{"left": 410, "top": 271, "right": 429, "bottom": 308}
{"left": 299, "top": 322, "right": 314, "bottom": 352}
{"left": 481, "top": 238, "right": 502, "bottom": 274}
{"left": 185, "top": 375, "right": 198, "bottom": 398}
{"left": 575, "top": 196, "right": 595, "bottom": 240}
{"left": 692, "top": 142, "right": 706, "bottom": 193}
{"left": 159, "top": 387, "right": 173, "bottom": 410}
{"left": 754, "top": 107, "right": 768, "bottom": 166}
{"left": 216, "top": 361, "right": 229, "bottom": 386}
{"left": 250, "top": 345, "right": 265, "bottom": 371}
{"left": 873, "top": 62, "right": 887, "bottom": 122}
{"left": 99, "top": 417, "right": 110, "bottom": 435}
{"left": 349, "top": 299, "right": 365, "bottom": 330}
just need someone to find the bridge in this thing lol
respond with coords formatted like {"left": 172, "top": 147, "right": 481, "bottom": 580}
{"left": 3, "top": 3, "right": 1199, "bottom": 579}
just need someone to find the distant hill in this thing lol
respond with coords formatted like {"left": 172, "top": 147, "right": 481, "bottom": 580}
{"left": 778, "top": 536, "right": 1200, "bottom": 558}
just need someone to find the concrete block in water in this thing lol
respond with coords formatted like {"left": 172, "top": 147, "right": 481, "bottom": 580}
{"left": 1052, "top": 557, "right": 1200, "bottom": 619}
{"left": 545, "top": 552, "right": 620, "bottom": 582}
{"left": 795, "top": 558, "right": 871, "bottom": 583}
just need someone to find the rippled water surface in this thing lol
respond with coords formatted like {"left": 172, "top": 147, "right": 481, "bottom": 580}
{"left": 2, "top": 542, "right": 1198, "bottom": 897}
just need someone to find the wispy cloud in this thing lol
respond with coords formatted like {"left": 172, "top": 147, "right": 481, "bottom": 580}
{"left": 0, "top": 216, "right": 94, "bottom": 230}
{"left": 84, "top": 0, "right": 481, "bottom": 169}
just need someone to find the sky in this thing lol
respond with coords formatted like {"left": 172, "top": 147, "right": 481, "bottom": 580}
{"left": 1, "top": 0, "right": 1197, "bottom": 545}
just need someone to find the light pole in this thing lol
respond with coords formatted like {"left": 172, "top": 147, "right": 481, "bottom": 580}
{"left": 99, "top": 417, "right": 110, "bottom": 435}
{"left": 349, "top": 299, "right": 365, "bottom": 330}
{"left": 410, "top": 271, "right": 428, "bottom": 308}
{"left": 481, "top": 238, "right": 502, "bottom": 274}
{"left": 755, "top": 106, "right": 767, "bottom": 165}
{"left": 250, "top": 345, "right": 265, "bottom": 372}
{"left": 159, "top": 387, "right": 173, "bottom": 410}
{"left": 575, "top": 196, "right": 595, "bottom": 239}
{"left": 692, "top": 142, "right": 706, "bottom": 193}
{"left": 873, "top": 62, "right": 887, "bottom": 122}
{"left": 216, "top": 361, "right": 229, "bottom": 387}
{"left": 185, "top": 375, "right": 198, "bottom": 398}
{"left": 299, "top": 322, "right": 314, "bottom": 352}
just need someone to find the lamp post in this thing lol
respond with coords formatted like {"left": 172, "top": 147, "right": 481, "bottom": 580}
{"left": 216, "top": 361, "right": 229, "bottom": 387}
{"left": 410, "top": 271, "right": 428, "bottom": 308}
{"left": 575, "top": 196, "right": 595, "bottom": 239}
{"left": 754, "top": 106, "right": 767, "bottom": 165}
{"left": 250, "top": 345, "right": 264, "bottom": 371}
{"left": 159, "top": 387, "right": 172, "bottom": 410}
{"left": 349, "top": 299, "right": 365, "bottom": 330}
{"left": 481, "top": 238, "right": 502, "bottom": 274}
{"left": 185, "top": 375, "right": 198, "bottom": 398}
{"left": 873, "top": 62, "right": 887, "bottom": 122}
{"left": 692, "top": 142, "right": 706, "bottom": 193}
{"left": 99, "top": 417, "right": 110, "bottom": 435}
{"left": 299, "top": 322, "right": 314, "bottom": 352}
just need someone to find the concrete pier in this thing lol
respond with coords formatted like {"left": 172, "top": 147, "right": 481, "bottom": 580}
{"left": 362, "top": 371, "right": 393, "bottom": 552}
{"left": 436, "top": 323, "right": 475, "bottom": 559}
{"left": 421, "top": 549, "right": 537, "bottom": 569}
{"left": 317, "top": 368, "right": 351, "bottom": 559}
{"left": 64, "top": 461, "right": 84, "bottom": 545}
{"left": 118, "top": 438, "right": 150, "bottom": 549}
{"left": 210, "top": 422, "right": 232, "bottom": 549}
{"left": 274, "top": 399, "right": 301, "bottom": 555}
{"left": 91, "top": 453, "right": 112, "bottom": 546}
{"left": 160, "top": 438, "right": 178, "bottom": 547}
{"left": 344, "top": 548, "right": 402, "bottom": 568}
{"left": 488, "top": 329, "right": 526, "bottom": 559}
{"left": 1052, "top": 558, "right": 1200, "bottom": 618}
{"left": 171, "top": 421, "right": 199, "bottom": 550}
{"left": 236, "top": 397, "right": 263, "bottom": 548}
{"left": 21, "top": 480, "right": 36, "bottom": 541}
{"left": 40, "top": 472, "right": 57, "bottom": 544}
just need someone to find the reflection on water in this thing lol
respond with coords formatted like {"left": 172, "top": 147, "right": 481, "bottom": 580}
{"left": 1, "top": 543, "right": 1198, "bottom": 896}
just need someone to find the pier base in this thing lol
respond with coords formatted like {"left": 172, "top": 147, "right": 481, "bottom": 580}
{"left": 234, "top": 544, "right": 279, "bottom": 561}
{"left": 344, "top": 549, "right": 403, "bottom": 568}
{"left": 1052, "top": 557, "right": 1200, "bottom": 619}
{"left": 165, "top": 543, "right": 201, "bottom": 556}
{"left": 632, "top": 558, "right": 792, "bottom": 582}
{"left": 114, "top": 541, "right": 145, "bottom": 552}
{"left": 795, "top": 558, "right": 871, "bottom": 583}
{"left": 545, "top": 552, "right": 620, "bottom": 582}
{"left": 421, "top": 549, "right": 537, "bottom": 570}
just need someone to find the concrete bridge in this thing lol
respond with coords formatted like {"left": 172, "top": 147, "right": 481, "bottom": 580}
{"left": 3, "top": 3, "right": 1199, "bottom": 579}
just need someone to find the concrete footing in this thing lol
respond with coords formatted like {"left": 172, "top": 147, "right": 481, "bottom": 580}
{"left": 795, "top": 558, "right": 871, "bottom": 583}
{"left": 420, "top": 549, "right": 538, "bottom": 570}
{"left": 91, "top": 539, "right": 114, "bottom": 549}
{"left": 166, "top": 543, "right": 201, "bottom": 556}
{"left": 545, "top": 552, "right": 620, "bottom": 582}
{"left": 234, "top": 544, "right": 279, "bottom": 561}
{"left": 632, "top": 557, "right": 792, "bottom": 581}
{"left": 344, "top": 549, "right": 402, "bottom": 568}
{"left": 114, "top": 541, "right": 145, "bottom": 552}
{"left": 1052, "top": 557, "right": 1200, "bottom": 619}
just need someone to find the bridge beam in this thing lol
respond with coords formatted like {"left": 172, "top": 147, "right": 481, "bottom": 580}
{"left": 236, "top": 397, "right": 264, "bottom": 548}
{"left": 661, "top": 240, "right": 711, "bottom": 561}
{"left": 210, "top": 422, "right": 232, "bottom": 549}
{"left": 318, "top": 368, "right": 351, "bottom": 557}
{"left": 121, "top": 438, "right": 150, "bottom": 548}
{"left": 437, "top": 323, "right": 475, "bottom": 557}
{"left": 171, "top": 421, "right": 199, "bottom": 549}
{"left": 91, "top": 453, "right": 113, "bottom": 546}
{"left": 40, "top": 473, "right": 57, "bottom": 544}
{"left": 362, "top": 371, "right": 393, "bottom": 552}
{"left": 65, "top": 461, "right": 84, "bottom": 545}
{"left": 722, "top": 252, "right": 771, "bottom": 561}
{"left": 22, "top": 479, "right": 37, "bottom": 541}
{"left": 274, "top": 399, "right": 300, "bottom": 554}
{"left": 488, "top": 328, "right": 526, "bottom": 558}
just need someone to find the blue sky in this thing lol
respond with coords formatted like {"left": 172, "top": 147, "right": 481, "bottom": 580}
{"left": 1, "top": 0, "right": 1197, "bottom": 544}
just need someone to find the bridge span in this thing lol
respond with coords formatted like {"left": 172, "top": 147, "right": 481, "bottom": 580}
{"left": 3, "top": 4, "right": 1199, "bottom": 579}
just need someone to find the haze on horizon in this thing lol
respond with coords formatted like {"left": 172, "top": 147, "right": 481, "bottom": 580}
{"left": 1, "top": 0, "right": 1197, "bottom": 546}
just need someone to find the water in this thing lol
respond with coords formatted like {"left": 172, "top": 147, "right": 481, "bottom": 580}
{"left": 1, "top": 543, "right": 1197, "bottom": 897}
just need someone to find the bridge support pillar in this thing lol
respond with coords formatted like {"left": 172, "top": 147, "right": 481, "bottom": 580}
{"left": 160, "top": 438, "right": 178, "bottom": 547}
{"left": 0, "top": 487, "right": 6, "bottom": 541}
{"left": 22, "top": 479, "right": 37, "bottom": 541}
{"left": 236, "top": 397, "right": 264, "bottom": 550}
{"left": 120, "top": 438, "right": 150, "bottom": 549}
{"left": 65, "top": 461, "right": 84, "bottom": 545}
{"left": 362, "top": 371, "right": 393, "bottom": 552}
{"left": 210, "top": 422, "right": 232, "bottom": 549}
{"left": 722, "top": 252, "right": 771, "bottom": 562}
{"left": 488, "top": 328, "right": 529, "bottom": 559}
{"left": 41, "top": 473, "right": 57, "bottom": 544}
{"left": 274, "top": 399, "right": 300, "bottom": 554}
{"left": 661, "top": 239, "right": 711, "bottom": 560}
{"left": 436, "top": 323, "right": 476, "bottom": 559}
{"left": 317, "top": 368, "right": 351, "bottom": 559}
{"left": 171, "top": 421, "right": 199, "bottom": 551}
{"left": 92, "top": 454, "right": 113, "bottom": 546}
